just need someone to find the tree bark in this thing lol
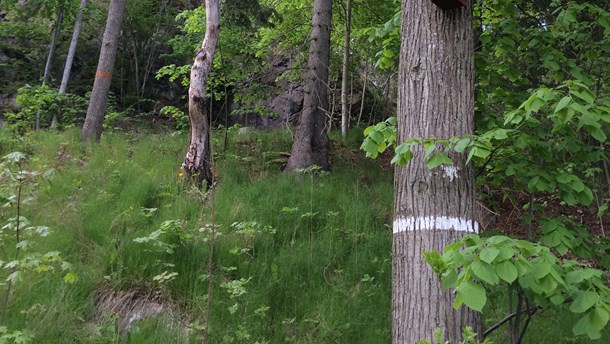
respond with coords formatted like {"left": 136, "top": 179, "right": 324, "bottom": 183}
{"left": 182, "top": 0, "right": 220, "bottom": 187}
{"left": 285, "top": 0, "right": 332, "bottom": 171}
{"left": 81, "top": 0, "right": 127, "bottom": 142}
{"left": 341, "top": 0, "right": 352, "bottom": 139}
{"left": 53, "top": 0, "right": 87, "bottom": 127}
{"left": 393, "top": 1, "right": 481, "bottom": 343}
{"left": 357, "top": 63, "right": 368, "bottom": 127}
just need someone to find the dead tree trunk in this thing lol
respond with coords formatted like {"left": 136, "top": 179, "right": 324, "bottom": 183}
{"left": 182, "top": 0, "right": 220, "bottom": 187}
{"left": 81, "top": 0, "right": 126, "bottom": 142}
{"left": 285, "top": 0, "right": 332, "bottom": 171}
{"left": 393, "top": 1, "right": 481, "bottom": 343}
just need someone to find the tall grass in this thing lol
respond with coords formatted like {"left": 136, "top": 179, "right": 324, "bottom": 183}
{"left": 0, "top": 127, "right": 605, "bottom": 343}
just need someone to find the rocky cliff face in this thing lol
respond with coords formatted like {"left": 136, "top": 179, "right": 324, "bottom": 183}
{"left": 229, "top": 53, "right": 304, "bottom": 129}
{"left": 0, "top": 93, "right": 18, "bottom": 117}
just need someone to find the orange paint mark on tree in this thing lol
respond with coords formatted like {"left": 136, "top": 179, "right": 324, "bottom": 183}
{"left": 95, "top": 71, "right": 113, "bottom": 79}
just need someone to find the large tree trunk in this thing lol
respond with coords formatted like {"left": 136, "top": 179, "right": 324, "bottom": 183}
{"left": 81, "top": 0, "right": 126, "bottom": 142}
{"left": 182, "top": 0, "right": 220, "bottom": 187}
{"left": 340, "top": 0, "right": 352, "bottom": 139}
{"left": 53, "top": 0, "right": 87, "bottom": 127}
{"left": 37, "top": 6, "right": 63, "bottom": 130}
{"left": 285, "top": 0, "right": 332, "bottom": 171}
{"left": 393, "top": 1, "right": 481, "bottom": 343}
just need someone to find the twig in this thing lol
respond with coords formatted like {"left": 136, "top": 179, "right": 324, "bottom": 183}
{"left": 483, "top": 304, "right": 540, "bottom": 338}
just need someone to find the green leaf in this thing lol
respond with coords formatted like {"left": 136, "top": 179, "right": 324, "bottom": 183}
{"left": 530, "top": 260, "right": 552, "bottom": 279}
{"left": 480, "top": 247, "right": 500, "bottom": 264}
{"left": 571, "top": 90, "right": 595, "bottom": 105}
{"left": 570, "top": 291, "right": 598, "bottom": 313}
{"left": 554, "top": 96, "right": 572, "bottom": 114}
{"left": 362, "top": 139, "right": 379, "bottom": 158}
{"left": 458, "top": 281, "right": 487, "bottom": 312}
{"left": 453, "top": 138, "right": 471, "bottom": 153}
{"left": 441, "top": 270, "right": 458, "bottom": 289}
{"left": 496, "top": 260, "right": 518, "bottom": 283}
{"left": 550, "top": 294, "right": 565, "bottom": 305}
{"left": 496, "top": 246, "right": 516, "bottom": 261}
{"left": 589, "top": 126, "right": 607, "bottom": 142}
{"left": 63, "top": 272, "right": 79, "bottom": 284}
{"left": 590, "top": 307, "right": 610, "bottom": 331}
{"left": 426, "top": 152, "right": 453, "bottom": 169}
{"left": 369, "top": 130, "right": 384, "bottom": 144}
{"left": 471, "top": 261, "right": 499, "bottom": 285}
{"left": 527, "top": 176, "right": 540, "bottom": 191}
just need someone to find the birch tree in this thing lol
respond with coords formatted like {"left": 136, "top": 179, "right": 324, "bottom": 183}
{"left": 182, "top": 0, "right": 220, "bottom": 187}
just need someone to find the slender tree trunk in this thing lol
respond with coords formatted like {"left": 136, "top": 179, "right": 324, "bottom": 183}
{"left": 81, "top": 0, "right": 127, "bottom": 142}
{"left": 285, "top": 0, "right": 332, "bottom": 171}
{"left": 393, "top": 1, "right": 481, "bottom": 343}
{"left": 182, "top": 0, "right": 220, "bottom": 187}
{"left": 341, "top": 0, "right": 352, "bottom": 139}
{"left": 36, "top": 7, "right": 63, "bottom": 130}
{"left": 357, "top": 63, "right": 368, "bottom": 127}
{"left": 52, "top": 0, "right": 87, "bottom": 127}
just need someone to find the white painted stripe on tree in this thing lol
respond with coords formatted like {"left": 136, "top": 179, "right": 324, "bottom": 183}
{"left": 393, "top": 216, "right": 479, "bottom": 234}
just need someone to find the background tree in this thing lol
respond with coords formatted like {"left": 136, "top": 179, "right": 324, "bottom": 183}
{"left": 285, "top": 0, "right": 332, "bottom": 171}
{"left": 52, "top": 0, "right": 87, "bottom": 127}
{"left": 37, "top": 4, "right": 63, "bottom": 130}
{"left": 340, "top": 0, "right": 352, "bottom": 139}
{"left": 392, "top": 1, "right": 480, "bottom": 342}
{"left": 81, "top": 0, "right": 127, "bottom": 142}
{"left": 182, "top": 0, "right": 220, "bottom": 186}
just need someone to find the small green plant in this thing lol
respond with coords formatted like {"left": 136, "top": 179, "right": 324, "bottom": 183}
{"left": 0, "top": 152, "right": 76, "bottom": 339}
{"left": 0, "top": 326, "right": 35, "bottom": 343}
{"left": 159, "top": 106, "right": 189, "bottom": 132}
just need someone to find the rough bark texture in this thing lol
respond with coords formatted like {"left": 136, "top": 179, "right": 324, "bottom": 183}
{"left": 182, "top": 0, "right": 220, "bottom": 187}
{"left": 393, "top": 1, "right": 481, "bottom": 343}
{"left": 81, "top": 0, "right": 126, "bottom": 142}
{"left": 340, "top": 0, "right": 352, "bottom": 139}
{"left": 285, "top": 0, "right": 332, "bottom": 171}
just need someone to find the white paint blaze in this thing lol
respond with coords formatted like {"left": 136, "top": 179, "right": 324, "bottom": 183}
{"left": 393, "top": 216, "right": 479, "bottom": 234}
{"left": 441, "top": 165, "right": 459, "bottom": 181}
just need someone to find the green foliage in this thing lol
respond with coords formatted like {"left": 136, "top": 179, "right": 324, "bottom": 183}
{"left": 5, "top": 85, "right": 87, "bottom": 132}
{"left": 159, "top": 106, "right": 188, "bottom": 132}
{"left": 2, "top": 129, "right": 393, "bottom": 342}
{"left": 0, "top": 151, "right": 76, "bottom": 334}
{"left": 417, "top": 326, "right": 492, "bottom": 344}
{"left": 0, "top": 21, "right": 48, "bottom": 94}
{"left": 0, "top": 326, "right": 34, "bottom": 344}
{"left": 425, "top": 234, "right": 610, "bottom": 340}
{"left": 368, "top": 10, "right": 400, "bottom": 71}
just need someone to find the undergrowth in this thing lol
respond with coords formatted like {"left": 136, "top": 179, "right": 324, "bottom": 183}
{"left": 0, "top": 127, "right": 605, "bottom": 343}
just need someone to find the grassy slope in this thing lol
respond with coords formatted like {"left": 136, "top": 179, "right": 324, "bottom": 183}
{"left": 1, "top": 128, "right": 606, "bottom": 343}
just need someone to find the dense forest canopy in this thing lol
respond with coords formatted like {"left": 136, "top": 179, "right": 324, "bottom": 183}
{"left": 0, "top": 0, "right": 610, "bottom": 343}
